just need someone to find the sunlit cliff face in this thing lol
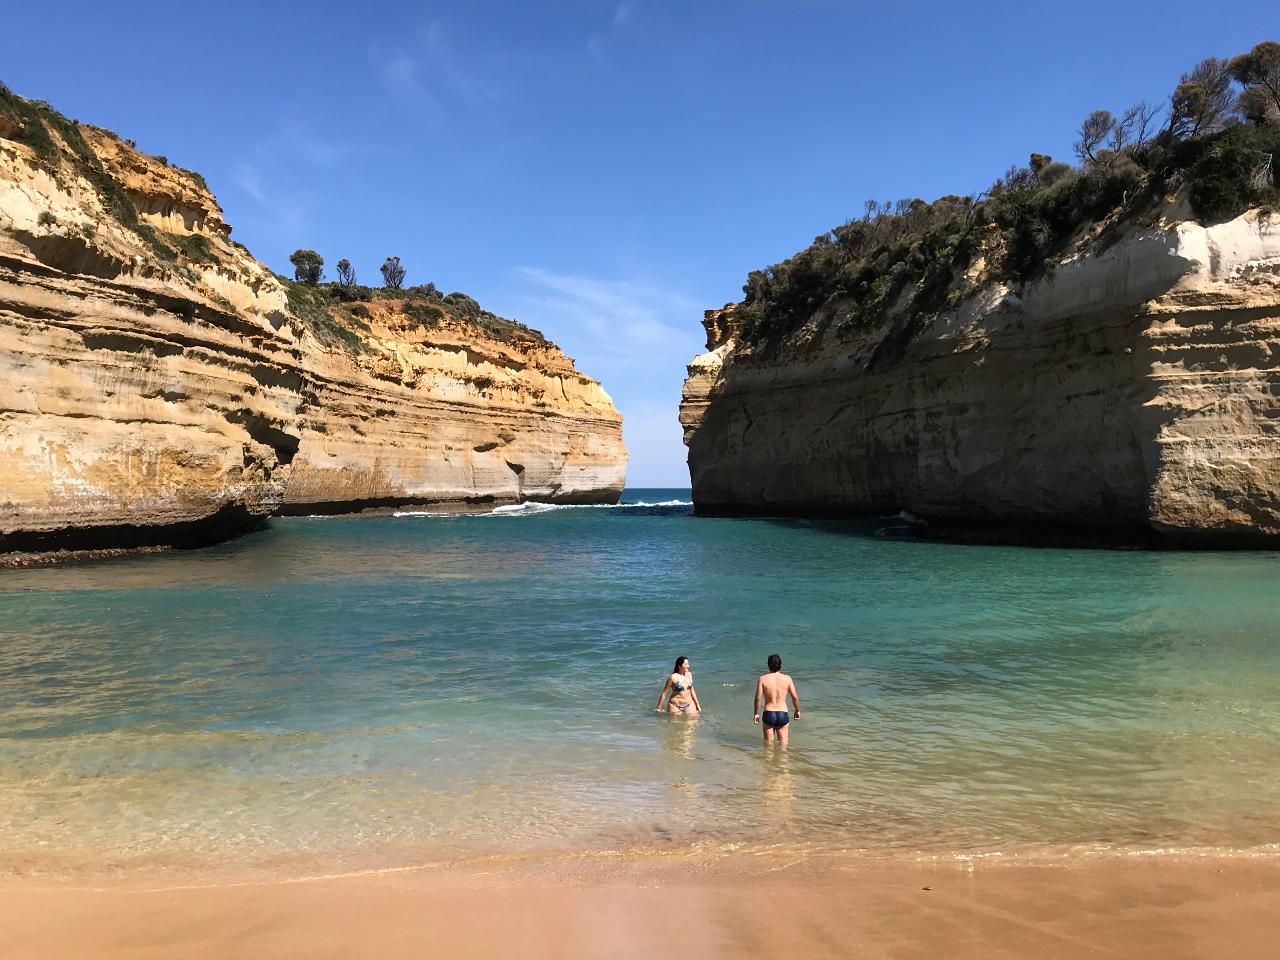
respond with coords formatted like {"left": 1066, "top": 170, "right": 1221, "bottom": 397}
{"left": 0, "top": 95, "right": 626, "bottom": 558}
{"left": 682, "top": 206, "right": 1280, "bottom": 545}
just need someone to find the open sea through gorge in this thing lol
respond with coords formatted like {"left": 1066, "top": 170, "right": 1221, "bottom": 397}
{"left": 3, "top": 489, "right": 1280, "bottom": 881}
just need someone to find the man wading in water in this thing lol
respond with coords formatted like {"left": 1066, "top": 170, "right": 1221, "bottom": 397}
{"left": 753, "top": 653, "right": 800, "bottom": 745}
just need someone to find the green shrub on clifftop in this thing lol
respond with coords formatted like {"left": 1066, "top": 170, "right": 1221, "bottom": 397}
{"left": 734, "top": 39, "right": 1280, "bottom": 352}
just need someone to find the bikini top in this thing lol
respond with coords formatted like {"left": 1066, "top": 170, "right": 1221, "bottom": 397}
{"left": 670, "top": 672, "right": 692, "bottom": 693}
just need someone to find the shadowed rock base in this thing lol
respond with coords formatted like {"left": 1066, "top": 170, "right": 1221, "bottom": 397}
{"left": 0, "top": 504, "right": 265, "bottom": 567}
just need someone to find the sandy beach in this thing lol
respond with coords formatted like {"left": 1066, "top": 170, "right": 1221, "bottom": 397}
{"left": 2, "top": 852, "right": 1277, "bottom": 960}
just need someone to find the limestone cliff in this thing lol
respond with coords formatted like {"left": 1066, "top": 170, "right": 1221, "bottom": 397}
{"left": 0, "top": 91, "right": 625, "bottom": 557}
{"left": 681, "top": 205, "right": 1280, "bottom": 545}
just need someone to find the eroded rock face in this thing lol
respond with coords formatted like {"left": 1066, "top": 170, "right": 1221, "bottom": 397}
{"left": 0, "top": 101, "right": 624, "bottom": 557}
{"left": 681, "top": 211, "right": 1280, "bottom": 545}
{"left": 280, "top": 305, "right": 626, "bottom": 513}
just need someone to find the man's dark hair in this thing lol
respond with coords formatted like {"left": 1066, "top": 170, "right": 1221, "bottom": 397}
{"left": 767, "top": 654, "right": 782, "bottom": 672}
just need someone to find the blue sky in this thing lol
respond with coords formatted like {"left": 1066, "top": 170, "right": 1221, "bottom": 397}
{"left": 6, "top": 2, "right": 1276, "bottom": 484}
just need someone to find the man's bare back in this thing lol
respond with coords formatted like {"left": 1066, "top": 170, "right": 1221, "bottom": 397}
{"left": 753, "top": 654, "right": 800, "bottom": 744}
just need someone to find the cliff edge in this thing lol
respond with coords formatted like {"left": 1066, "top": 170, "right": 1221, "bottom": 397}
{"left": 0, "top": 89, "right": 625, "bottom": 558}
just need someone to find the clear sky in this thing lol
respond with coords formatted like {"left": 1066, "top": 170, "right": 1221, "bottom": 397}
{"left": 6, "top": 2, "right": 1276, "bottom": 485}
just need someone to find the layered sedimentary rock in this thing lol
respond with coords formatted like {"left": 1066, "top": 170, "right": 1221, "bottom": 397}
{"left": 280, "top": 307, "right": 626, "bottom": 513}
{"left": 0, "top": 95, "right": 624, "bottom": 556}
{"left": 681, "top": 207, "right": 1280, "bottom": 544}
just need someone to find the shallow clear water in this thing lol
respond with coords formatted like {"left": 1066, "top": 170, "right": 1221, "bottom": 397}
{"left": 3, "top": 489, "right": 1280, "bottom": 875}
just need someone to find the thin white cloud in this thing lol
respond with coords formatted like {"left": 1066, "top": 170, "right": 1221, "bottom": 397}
{"left": 376, "top": 22, "right": 507, "bottom": 117}
{"left": 231, "top": 161, "right": 268, "bottom": 205}
{"left": 381, "top": 54, "right": 420, "bottom": 95}
{"left": 229, "top": 127, "right": 370, "bottom": 242}
{"left": 230, "top": 159, "right": 308, "bottom": 237}
{"left": 589, "top": 2, "right": 636, "bottom": 58}
{"left": 515, "top": 267, "right": 701, "bottom": 353}
{"left": 418, "top": 21, "right": 507, "bottom": 105}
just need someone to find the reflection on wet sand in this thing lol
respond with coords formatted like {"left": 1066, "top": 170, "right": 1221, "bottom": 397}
{"left": 757, "top": 749, "right": 796, "bottom": 829}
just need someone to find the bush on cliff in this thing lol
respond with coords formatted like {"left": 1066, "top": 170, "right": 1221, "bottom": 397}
{"left": 290, "top": 249, "right": 324, "bottom": 284}
{"left": 284, "top": 278, "right": 362, "bottom": 353}
{"left": 171, "top": 232, "right": 217, "bottom": 264}
{"left": 0, "top": 86, "right": 179, "bottom": 260}
{"left": 734, "top": 39, "right": 1280, "bottom": 352}
{"left": 404, "top": 301, "right": 446, "bottom": 327}
{"left": 1172, "top": 123, "right": 1280, "bottom": 223}
{"left": 327, "top": 282, "right": 373, "bottom": 303}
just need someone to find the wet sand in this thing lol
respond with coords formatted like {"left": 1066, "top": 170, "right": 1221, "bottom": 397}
{"left": 1, "top": 853, "right": 1277, "bottom": 959}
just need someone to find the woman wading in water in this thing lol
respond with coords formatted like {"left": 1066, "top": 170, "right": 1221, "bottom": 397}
{"left": 655, "top": 656, "right": 701, "bottom": 716}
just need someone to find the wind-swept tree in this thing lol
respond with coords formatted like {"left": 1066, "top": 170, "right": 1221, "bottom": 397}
{"left": 1110, "top": 101, "right": 1162, "bottom": 151}
{"left": 1169, "top": 58, "right": 1237, "bottom": 139}
{"left": 1230, "top": 41, "right": 1280, "bottom": 124}
{"left": 336, "top": 258, "right": 357, "bottom": 286}
{"left": 380, "top": 255, "right": 406, "bottom": 289}
{"left": 289, "top": 249, "right": 324, "bottom": 284}
{"left": 1073, "top": 110, "right": 1114, "bottom": 166}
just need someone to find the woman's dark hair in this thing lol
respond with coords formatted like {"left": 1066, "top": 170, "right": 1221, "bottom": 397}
{"left": 673, "top": 656, "right": 689, "bottom": 673}
{"left": 768, "top": 653, "right": 782, "bottom": 672}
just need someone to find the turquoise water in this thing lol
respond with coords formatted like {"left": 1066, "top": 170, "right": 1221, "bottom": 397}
{"left": 3, "top": 488, "right": 1280, "bottom": 877}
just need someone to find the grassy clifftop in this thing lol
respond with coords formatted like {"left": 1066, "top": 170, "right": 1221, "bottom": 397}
{"left": 732, "top": 43, "right": 1280, "bottom": 354}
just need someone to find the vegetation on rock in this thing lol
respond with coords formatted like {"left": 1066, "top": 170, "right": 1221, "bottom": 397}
{"left": 289, "top": 248, "right": 324, "bottom": 284}
{"left": 1, "top": 83, "right": 552, "bottom": 374}
{"left": 0, "top": 84, "right": 179, "bottom": 261}
{"left": 734, "top": 41, "right": 1280, "bottom": 352}
{"left": 380, "top": 255, "right": 406, "bottom": 289}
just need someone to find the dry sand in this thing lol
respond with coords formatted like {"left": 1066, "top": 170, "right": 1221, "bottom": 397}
{"left": 1, "top": 852, "right": 1277, "bottom": 959}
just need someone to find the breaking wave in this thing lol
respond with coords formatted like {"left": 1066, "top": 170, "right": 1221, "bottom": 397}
{"left": 394, "top": 499, "right": 692, "bottom": 518}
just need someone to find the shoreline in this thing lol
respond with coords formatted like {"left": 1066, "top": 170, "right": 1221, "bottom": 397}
{"left": 2, "top": 848, "right": 1277, "bottom": 959}
{"left": 6, "top": 836, "right": 1279, "bottom": 893}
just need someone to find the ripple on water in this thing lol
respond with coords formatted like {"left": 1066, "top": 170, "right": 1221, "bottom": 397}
{"left": 3, "top": 489, "right": 1280, "bottom": 876}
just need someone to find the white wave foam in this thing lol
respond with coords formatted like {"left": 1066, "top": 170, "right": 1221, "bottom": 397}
{"left": 391, "top": 499, "right": 692, "bottom": 519}
{"left": 486, "top": 499, "right": 691, "bottom": 516}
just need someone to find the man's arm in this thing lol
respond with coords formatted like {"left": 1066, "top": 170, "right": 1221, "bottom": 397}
{"left": 753, "top": 678, "right": 762, "bottom": 723}
{"left": 789, "top": 678, "right": 800, "bottom": 719}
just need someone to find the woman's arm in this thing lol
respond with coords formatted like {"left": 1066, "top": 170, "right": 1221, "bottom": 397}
{"left": 655, "top": 677, "right": 672, "bottom": 711}
{"left": 691, "top": 682, "right": 702, "bottom": 711}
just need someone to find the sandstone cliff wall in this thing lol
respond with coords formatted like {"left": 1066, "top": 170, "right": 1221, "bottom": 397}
{"left": 0, "top": 97, "right": 624, "bottom": 557}
{"left": 681, "top": 210, "right": 1280, "bottom": 544}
